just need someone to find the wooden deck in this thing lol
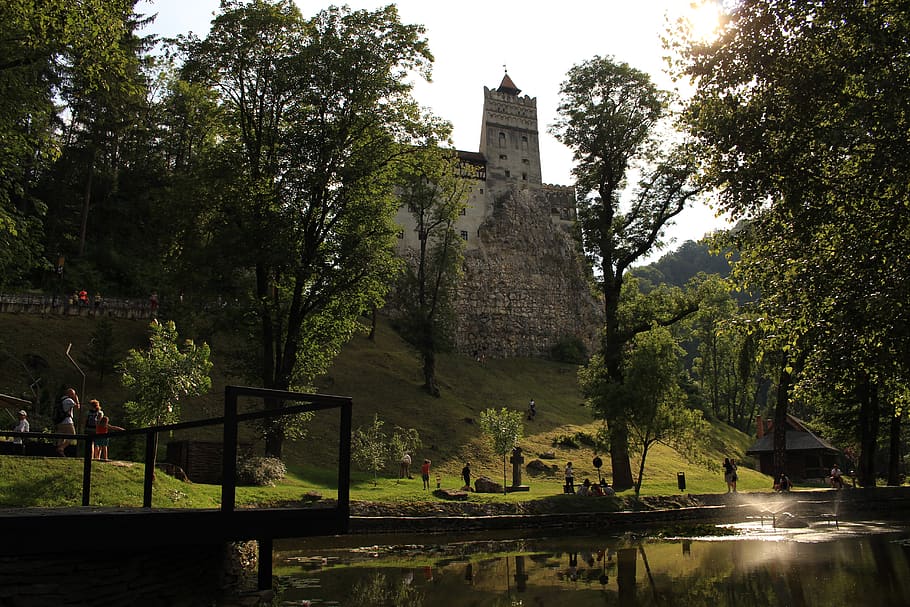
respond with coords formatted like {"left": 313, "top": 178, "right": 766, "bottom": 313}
{"left": 1, "top": 504, "right": 348, "bottom": 556}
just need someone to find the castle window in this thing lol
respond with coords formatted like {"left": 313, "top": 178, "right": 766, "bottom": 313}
{"left": 521, "top": 136, "right": 528, "bottom": 151}
{"left": 505, "top": 170, "right": 511, "bottom": 178}
{"left": 522, "top": 173, "right": 527, "bottom": 181}
{"left": 498, "top": 132, "right": 506, "bottom": 148}
{"left": 460, "top": 230, "right": 468, "bottom": 241}
{"left": 499, "top": 154, "right": 507, "bottom": 160}
{"left": 459, "top": 208, "right": 466, "bottom": 216}
{"left": 480, "top": 188, "right": 484, "bottom": 194}
{"left": 397, "top": 230, "right": 404, "bottom": 239}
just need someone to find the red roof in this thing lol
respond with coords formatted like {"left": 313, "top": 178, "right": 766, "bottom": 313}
{"left": 497, "top": 73, "right": 521, "bottom": 95}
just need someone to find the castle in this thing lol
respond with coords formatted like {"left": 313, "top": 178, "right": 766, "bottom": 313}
{"left": 394, "top": 73, "right": 601, "bottom": 359}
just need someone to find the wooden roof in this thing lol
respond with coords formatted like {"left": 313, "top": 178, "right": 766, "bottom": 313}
{"left": 745, "top": 414, "right": 839, "bottom": 454}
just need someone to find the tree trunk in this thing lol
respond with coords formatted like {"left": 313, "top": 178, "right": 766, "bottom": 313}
{"left": 78, "top": 153, "right": 95, "bottom": 257}
{"left": 772, "top": 361, "right": 791, "bottom": 479}
{"left": 610, "top": 424, "right": 634, "bottom": 491}
{"left": 422, "top": 346, "right": 440, "bottom": 397}
{"left": 263, "top": 395, "right": 285, "bottom": 460}
{"left": 634, "top": 444, "right": 649, "bottom": 496}
{"left": 858, "top": 379, "right": 879, "bottom": 487}
{"left": 887, "top": 405, "right": 901, "bottom": 486}
{"left": 368, "top": 306, "right": 377, "bottom": 341}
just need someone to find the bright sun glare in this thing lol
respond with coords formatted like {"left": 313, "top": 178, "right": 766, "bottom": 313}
{"left": 686, "top": 1, "right": 722, "bottom": 42}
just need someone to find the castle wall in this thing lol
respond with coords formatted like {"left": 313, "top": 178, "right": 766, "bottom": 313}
{"left": 455, "top": 186, "right": 600, "bottom": 359}
{"left": 394, "top": 75, "right": 601, "bottom": 359}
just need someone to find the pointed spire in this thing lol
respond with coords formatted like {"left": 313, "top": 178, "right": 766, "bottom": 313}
{"left": 497, "top": 71, "right": 521, "bottom": 96}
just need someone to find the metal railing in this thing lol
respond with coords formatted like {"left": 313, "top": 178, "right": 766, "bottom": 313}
{"left": 0, "top": 385, "right": 353, "bottom": 514}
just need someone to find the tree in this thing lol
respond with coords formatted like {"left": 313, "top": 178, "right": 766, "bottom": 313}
{"left": 677, "top": 1, "right": 910, "bottom": 486}
{"left": 352, "top": 414, "right": 389, "bottom": 486}
{"left": 622, "top": 325, "right": 707, "bottom": 496}
{"left": 478, "top": 407, "right": 524, "bottom": 493}
{"left": 81, "top": 317, "right": 117, "bottom": 386}
{"left": 351, "top": 414, "right": 421, "bottom": 485}
{"left": 0, "top": 0, "right": 139, "bottom": 283}
{"left": 119, "top": 320, "right": 212, "bottom": 464}
{"left": 392, "top": 147, "right": 467, "bottom": 396}
{"left": 551, "top": 56, "right": 703, "bottom": 490}
{"left": 179, "top": 1, "right": 446, "bottom": 458}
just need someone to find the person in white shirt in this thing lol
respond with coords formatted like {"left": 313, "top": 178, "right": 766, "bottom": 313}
{"left": 12, "top": 410, "right": 29, "bottom": 445}
{"left": 56, "top": 388, "right": 80, "bottom": 456}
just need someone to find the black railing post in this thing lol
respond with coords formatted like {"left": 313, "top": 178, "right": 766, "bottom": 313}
{"left": 222, "top": 386, "right": 239, "bottom": 513}
{"left": 143, "top": 431, "right": 155, "bottom": 508}
{"left": 337, "top": 400, "right": 352, "bottom": 530}
{"left": 82, "top": 436, "right": 92, "bottom": 506}
{"left": 257, "top": 538, "right": 273, "bottom": 591}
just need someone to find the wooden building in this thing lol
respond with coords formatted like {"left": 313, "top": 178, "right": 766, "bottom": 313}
{"left": 746, "top": 414, "right": 840, "bottom": 480}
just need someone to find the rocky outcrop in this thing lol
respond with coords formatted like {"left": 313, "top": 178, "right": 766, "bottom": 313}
{"left": 474, "top": 476, "right": 504, "bottom": 493}
{"left": 455, "top": 186, "right": 601, "bottom": 359}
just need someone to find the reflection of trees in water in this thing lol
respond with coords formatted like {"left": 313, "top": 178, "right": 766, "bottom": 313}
{"left": 349, "top": 572, "right": 423, "bottom": 607}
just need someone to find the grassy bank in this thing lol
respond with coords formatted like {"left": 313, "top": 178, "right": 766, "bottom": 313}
{"left": 1, "top": 312, "right": 771, "bottom": 508}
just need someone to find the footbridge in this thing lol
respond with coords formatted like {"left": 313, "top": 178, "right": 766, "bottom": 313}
{"left": 0, "top": 386, "right": 352, "bottom": 594}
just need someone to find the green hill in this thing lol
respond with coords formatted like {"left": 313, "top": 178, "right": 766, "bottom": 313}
{"left": 0, "top": 312, "right": 768, "bottom": 500}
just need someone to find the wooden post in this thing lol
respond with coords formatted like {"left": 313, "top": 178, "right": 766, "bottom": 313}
{"left": 337, "top": 400, "right": 352, "bottom": 530}
{"left": 258, "top": 538, "right": 273, "bottom": 591}
{"left": 82, "top": 435, "right": 93, "bottom": 506}
{"left": 222, "top": 386, "right": 239, "bottom": 513}
{"left": 143, "top": 431, "right": 155, "bottom": 508}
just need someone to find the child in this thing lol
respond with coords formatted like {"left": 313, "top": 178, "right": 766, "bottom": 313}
{"left": 94, "top": 415, "right": 124, "bottom": 461}
{"left": 85, "top": 399, "right": 103, "bottom": 459}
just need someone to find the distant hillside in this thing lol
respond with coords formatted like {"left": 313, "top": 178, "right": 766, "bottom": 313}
{"left": 636, "top": 240, "right": 735, "bottom": 288}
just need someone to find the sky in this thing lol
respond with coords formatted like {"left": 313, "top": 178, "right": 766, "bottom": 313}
{"left": 138, "top": 0, "right": 730, "bottom": 254}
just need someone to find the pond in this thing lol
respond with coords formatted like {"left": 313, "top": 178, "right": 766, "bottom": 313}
{"left": 271, "top": 519, "right": 910, "bottom": 606}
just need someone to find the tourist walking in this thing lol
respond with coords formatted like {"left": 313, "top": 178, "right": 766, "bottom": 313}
{"left": 12, "top": 410, "right": 29, "bottom": 449}
{"left": 461, "top": 462, "right": 471, "bottom": 490}
{"left": 56, "top": 388, "right": 80, "bottom": 456}
{"left": 830, "top": 464, "right": 844, "bottom": 489}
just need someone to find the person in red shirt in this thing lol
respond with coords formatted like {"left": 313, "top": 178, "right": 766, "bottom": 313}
{"left": 94, "top": 415, "right": 125, "bottom": 461}
{"left": 421, "top": 459, "right": 431, "bottom": 490}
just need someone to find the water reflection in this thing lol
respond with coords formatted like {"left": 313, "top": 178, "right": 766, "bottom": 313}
{"left": 273, "top": 522, "right": 910, "bottom": 606}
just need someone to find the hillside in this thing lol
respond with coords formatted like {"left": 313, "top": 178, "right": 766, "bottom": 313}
{"left": 0, "top": 312, "right": 764, "bottom": 495}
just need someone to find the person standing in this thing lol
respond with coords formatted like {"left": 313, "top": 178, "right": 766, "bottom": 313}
{"left": 399, "top": 452, "right": 412, "bottom": 479}
{"left": 12, "top": 410, "right": 29, "bottom": 451}
{"left": 461, "top": 462, "right": 471, "bottom": 490}
{"left": 84, "top": 400, "right": 103, "bottom": 459}
{"left": 93, "top": 415, "right": 124, "bottom": 461}
{"left": 421, "top": 459, "right": 431, "bottom": 490}
{"left": 723, "top": 458, "right": 735, "bottom": 493}
{"left": 830, "top": 463, "right": 844, "bottom": 489}
{"left": 56, "top": 388, "right": 80, "bottom": 456}
{"left": 565, "top": 461, "right": 575, "bottom": 493}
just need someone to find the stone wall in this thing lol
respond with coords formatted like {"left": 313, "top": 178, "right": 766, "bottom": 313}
{"left": 455, "top": 186, "right": 601, "bottom": 359}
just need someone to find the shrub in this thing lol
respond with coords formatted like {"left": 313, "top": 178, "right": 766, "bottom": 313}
{"left": 549, "top": 335, "right": 588, "bottom": 364}
{"left": 237, "top": 456, "right": 287, "bottom": 487}
{"left": 552, "top": 434, "right": 579, "bottom": 449}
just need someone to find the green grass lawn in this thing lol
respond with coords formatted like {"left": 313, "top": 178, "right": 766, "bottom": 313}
{"left": 1, "top": 313, "right": 777, "bottom": 510}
